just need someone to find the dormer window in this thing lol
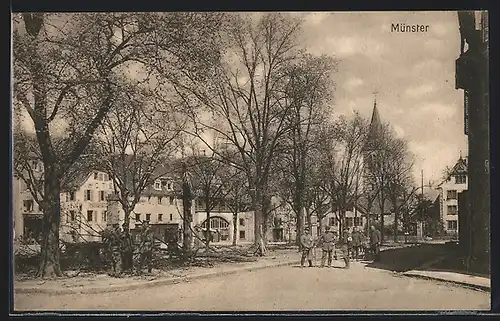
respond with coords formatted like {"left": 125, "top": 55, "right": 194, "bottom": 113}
{"left": 456, "top": 175, "right": 467, "bottom": 184}
{"left": 154, "top": 180, "right": 162, "bottom": 190}
{"left": 167, "top": 182, "right": 172, "bottom": 191}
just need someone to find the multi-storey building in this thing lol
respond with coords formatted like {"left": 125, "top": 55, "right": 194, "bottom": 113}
{"left": 436, "top": 156, "right": 468, "bottom": 236}
{"left": 13, "top": 159, "right": 114, "bottom": 243}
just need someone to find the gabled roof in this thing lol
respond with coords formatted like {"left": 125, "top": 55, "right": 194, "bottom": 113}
{"left": 437, "top": 156, "right": 468, "bottom": 187}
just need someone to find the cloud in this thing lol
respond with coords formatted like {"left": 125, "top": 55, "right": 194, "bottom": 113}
{"left": 344, "top": 77, "right": 364, "bottom": 91}
{"left": 409, "top": 139, "right": 465, "bottom": 181}
{"left": 304, "top": 12, "right": 331, "bottom": 26}
{"left": 420, "top": 102, "right": 457, "bottom": 119}
{"left": 324, "top": 36, "right": 385, "bottom": 59}
{"left": 405, "top": 84, "right": 435, "bottom": 97}
{"left": 393, "top": 125, "right": 405, "bottom": 138}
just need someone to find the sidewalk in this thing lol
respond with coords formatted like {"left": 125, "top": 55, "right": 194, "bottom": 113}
{"left": 402, "top": 270, "right": 490, "bottom": 291}
{"left": 14, "top": 250, "right": 299, "bottom": 295}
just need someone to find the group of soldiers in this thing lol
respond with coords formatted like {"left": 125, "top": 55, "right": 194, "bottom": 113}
{"left": 102, "top": 220, "right": 155, "bottom": 277}
{"left": 300, "top": 225, "right": 382, "bottom": 268}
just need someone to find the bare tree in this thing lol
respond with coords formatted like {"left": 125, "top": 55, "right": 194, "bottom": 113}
{"left": 364, "top": 123, "right": 414, "bottom": 243}
{"left": 172, "top": 13, "right": 311, "bottom": 255}
{"left": 321, "top": 113, "right": 367, "bottom": 237}
{"left": 280, "top": 54, "right": 336, "bottom": 247}
{"left": 12, "top": 12, "right": 225, "bottom": 277}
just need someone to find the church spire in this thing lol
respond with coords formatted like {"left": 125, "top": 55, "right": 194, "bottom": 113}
{"left": 366, "top": 92, "right": 383, "bottom": 148}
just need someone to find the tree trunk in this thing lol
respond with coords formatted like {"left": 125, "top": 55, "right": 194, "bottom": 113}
{"left": 38, "top": 168, "right": 62, "bottom": 278}
{"left": 253, "top": 188, "right": 266, "bottom": 256}
{"left": 205, "top": 191, "right": 211, "bottom": 249}
{"left": 379, "top": 189, "right": 385, "bottom": 244}
{"left": 232, "top": 210, "right": 238, "bottom": 246}
{"left": 393, "top": 205, "right": 399, "bottom": 243}
{"left": 317, "top": 214, "right": 323, "bottom": 237}
{"left": 182, "top": 164, "right": 193, "bottom": 261}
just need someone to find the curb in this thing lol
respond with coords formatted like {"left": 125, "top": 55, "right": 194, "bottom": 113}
{"left": 15, "top": 260, "right": 299, "bottom": 295}
{"left": 402, "top": 271, "right": 491, "bottom": 292}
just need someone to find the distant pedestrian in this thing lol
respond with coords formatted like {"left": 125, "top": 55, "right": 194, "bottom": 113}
{"left": 337, "top": 228, "right": 351, "bottom": 268}
{"left": 300, "top": 227, "right": 315, "bottom": 267}
{"left": 138, "top": 221, "right": 155, "bottom": 274}
{"left": 369, "top": 225, "right": 381, "bottom": 261}
{"left": 319, "top": 226, "right": 335, "bottom": 267}
{"left": 109, "top": 224, "right": 123, "bottom": 277}
{"left": 121, "top": 225, "right": 134, "bottom": 272}
{"left": 351, "top": 227, "right": 362, "bottom": 260}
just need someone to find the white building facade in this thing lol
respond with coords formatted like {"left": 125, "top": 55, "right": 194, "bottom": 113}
{"left": 437, "top": 157, "right": 468, "bottom": 235}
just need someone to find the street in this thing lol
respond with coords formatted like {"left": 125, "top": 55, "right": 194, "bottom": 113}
{"left": 14, "top": 262, "right": 490, "bottom": 311}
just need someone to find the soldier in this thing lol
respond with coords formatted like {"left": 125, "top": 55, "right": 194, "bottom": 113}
{"left": 319, "top": 226, "right": 335, "bottom": 268}
{"left": 369, "top": 225, "right": 382, "bottom": 261}
{"left": 139, "top": 221, "right": 155, "bottom": 274}
{"left": 121, "top": 225, "right": 134, "bottom": 272}
{"left": 109, "top": 224, "right": 123, "bottom": 277}
{"left": 338, "top": 228, "right": 351, "bottom": 268}
{"left": 351, "top": 227, "right": 362, "bottom": 260}
{"left": 300, "top": 227, "right": 315, "bottom": 268}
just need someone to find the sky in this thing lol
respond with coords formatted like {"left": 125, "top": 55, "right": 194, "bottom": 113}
{"left": 298, "top": 11, "right": 468, "bottom": 184}
{"left": 15, "top": 12, "right": 468, "bottom": 185}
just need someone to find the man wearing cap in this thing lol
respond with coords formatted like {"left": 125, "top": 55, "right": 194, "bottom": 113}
{"left": 300, "top": 226, "right": 315, "bottom": 267}
{"left": 319, "top": 226, "right": 335, "bottom": 267}
{"left": 109, "top": 224, "right": 123, "bottom": 277}
{"left": 369, "top": 225, "right": 382, "bottom": 261}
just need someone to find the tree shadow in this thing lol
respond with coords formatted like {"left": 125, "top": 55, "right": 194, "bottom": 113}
{"left": 363, "top": 243, "right": 452, "bottom": 273}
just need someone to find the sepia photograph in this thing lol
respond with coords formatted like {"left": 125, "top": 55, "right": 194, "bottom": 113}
{"left": 11, "top": 11, "right": 490, "bottom": 312}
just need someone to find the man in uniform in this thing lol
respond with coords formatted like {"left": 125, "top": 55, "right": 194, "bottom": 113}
{"left": 139, "top": 221, "right": 155, "bottom": 274}
{"left": 369, "top": 225, "right": 381, "bottom": 261}
{"left": 319, "top": 226, "right": 335, "bottom": 268}
{"left": 110, "top": 224, "right": 123, "bottom": 277}
{"left": 300, "top": 226, "right": 315, "bottom": 267}
{"left": 351, "top": 227, "right": 362, "bottom": 260}
{"left": 121, "top": 224, "right": 134, "bottom": 273}
{"left": 338, "top": 228, "right": 351, "bottom": 268}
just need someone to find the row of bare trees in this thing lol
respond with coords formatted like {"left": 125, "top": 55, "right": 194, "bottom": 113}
{"left": 13, "top": 12, "right": 421, "bottom": 278}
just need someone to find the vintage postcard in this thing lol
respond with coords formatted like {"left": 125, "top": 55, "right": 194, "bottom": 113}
{"left": 11, "top": 11, "right": 490, "bottom": 312}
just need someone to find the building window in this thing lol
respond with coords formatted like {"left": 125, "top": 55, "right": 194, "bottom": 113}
{"left": 87, "top": 210, "right": 93, "bottom": 222}
{"left": 354, "top": 217, "right": 362, "bottom": 226}
{"left": 202, "top": 217, "right": 230, "bottom": 230}
{"left": 135, "top": 213, "right": 141, "bottom": 221}
{"left": 23, "top": 200, "right": 34, "bottom": 212}
{"left": 146, "top": 213, "right": 151, "bottom": 222}
{"left": 102, "top": 211, "right": 107, "bottom": 222}
{"left": 94, "top": 172, "right": 98, "bottom": 180}
{"left": 169, "top": 196, "right": 174, "bottom": 205}
{"left": 447, "top": 220, "right": 458, "bottom": 230}
{"left": 239, "top": 218, "right": 245, "bottom": 226}
{"left": 167, "top": 182, "right": 172, "bottom": 190}
{"left": 158, "top": 214, "right": 163, "bottom": 221}
{"left": 85, "top": 190, "right": 92, "bottom": 201}
{"left": 239, "top": 230, "right": 246, "bottom": 239}
{"left": 328, "top": 217, "right": 335, "bottom": 226}
{"left": 154, "top": 180, "right": 161, "bottom": 190}
{"left": 456, "top": 175, "right": 467, "bottom": 184}
{"left": 447, "top": 190, "right": 458, "bottom": 200}
{"left": 346, "top": 217, "right": 354, "bottom": 227}
{"left": 68, "top": 210, "right": 76, "bottom": 222}
{"left": 98, "top": 173, "right": 103, "bottom": 181}
{"left": 169, "top": 214, "right": 173, "bottom": 221}
{"left": 103, "top": 173, "right": 108, "bottom": 181}
{"left": 158, "top": 197, "right": 162, "bottom": 204}
{"left": 99, "top": 191, "right": 105, "bottom": 201}
{"left": 447, "top": 205, "right": 458, "bottom": 215}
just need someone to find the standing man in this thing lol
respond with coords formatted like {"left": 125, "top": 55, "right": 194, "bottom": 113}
{"left": 338, "top": 228, "right": 351, "bottom": 268}
{"left": 319, "top": 226, "right": 335, "bottom": 268}
{"left": 110, "top": 224, "right": 123, "bottom": 277}
{"left": 300, "top": 227, "right": 315, "bottom": 267}
{"left": 351, "top": 227, "right": 362, "bottom": 261}
{"left": 139, "top": 221, "right": 155, "bottom": 274}
{"left": 121, "top": 224, "right": 133, "bottom": 273}
{"left": 369, "top": 225, "right": 382, "bottom": 261}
